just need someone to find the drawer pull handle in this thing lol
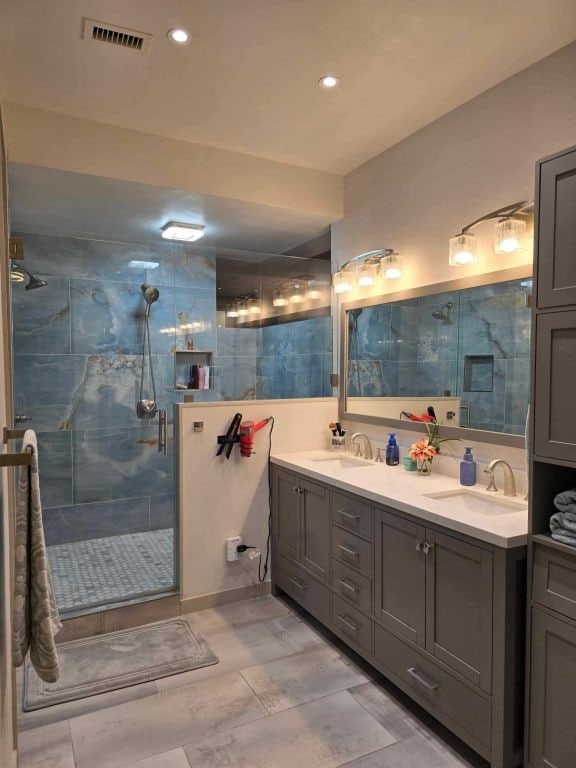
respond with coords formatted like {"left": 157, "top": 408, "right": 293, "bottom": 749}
{"left": 289, "top": 577, "right": 306, "bottom": 591}
{"left": 339, "top": 509, "right": 360, "bottom": 521}
{"left": 422, "top": 542, "right": 433, "bottom": 555}
{"left": 338, "top": 578, "right": 359, "bottom": 594}
{"left": 415, "top": 540, "right": 423, "bottom": 551}
{"left": 407, "top": 666, "right": 439, "bottom": 691}
{"left": 337, "top": 614, "right": 360, "bottom": 632}
{"left": 339, "top": 544, "right": 360, "bottom": 558}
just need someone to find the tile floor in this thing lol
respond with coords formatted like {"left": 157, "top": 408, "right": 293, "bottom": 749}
{"left": 48, "top": 529, "right": 175, "bottom": 611}
{"left": 17, "top": 596, "right": 487, "bottom": 768}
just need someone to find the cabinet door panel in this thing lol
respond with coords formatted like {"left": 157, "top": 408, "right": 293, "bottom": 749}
{"left": 537, "top": 149, "right": 576, "bottom": 308}
{"left": 534, "top": 311, "right": 576, "bottom": 462}
{"left": 374, "top": 508, "right": 426, "bottom": 647}
{"left": 425, "top": 530, "right": 493, "bottom": 692}
{"left": 529, "top": 609, "right": 576, "bottom": 768}
{"left": 271, "top": 468, "right": 300, "bottom": 561}
{"left": 300, "top": 478, "right": 330, "bottom": 581}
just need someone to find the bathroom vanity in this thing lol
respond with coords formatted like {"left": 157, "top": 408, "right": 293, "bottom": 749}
{"left": 270, "top": 452, "right": 528, "bottom": 768}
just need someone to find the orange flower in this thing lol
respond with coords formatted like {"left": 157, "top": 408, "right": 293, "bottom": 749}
{"left": 408, "top": 438, "right": 437, "bottom": 461}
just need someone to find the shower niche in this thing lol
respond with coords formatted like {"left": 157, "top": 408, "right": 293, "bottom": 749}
{"left": 174, "top": 350, "right": 214, "bottom": 392}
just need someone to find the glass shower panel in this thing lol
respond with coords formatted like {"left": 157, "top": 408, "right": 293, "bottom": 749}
{"left": 10, "top": 234, "right": 189, "bottom": 614}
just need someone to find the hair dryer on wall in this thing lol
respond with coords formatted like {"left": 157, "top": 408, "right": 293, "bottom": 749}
{"left": 239, "top": 418, "right": 273, "bottom": 457}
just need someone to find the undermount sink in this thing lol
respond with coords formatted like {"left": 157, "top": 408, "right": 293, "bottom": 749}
{"left": 309, "top": 455, "right": 374, "bottom": 469}
{"left": 424, "top": 489, "right": 528, "bottom": 516}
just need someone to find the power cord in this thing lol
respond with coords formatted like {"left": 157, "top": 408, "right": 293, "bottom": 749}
{"left": 232, "top": 416, "right": 275, "bottom": 583}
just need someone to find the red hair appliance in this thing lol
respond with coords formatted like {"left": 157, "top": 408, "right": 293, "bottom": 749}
{"left": 239, "top": 418, "right": 272, "bottom": 457}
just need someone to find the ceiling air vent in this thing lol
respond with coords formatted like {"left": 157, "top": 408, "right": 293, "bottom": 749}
{"left": 82, "top": 18, "right": 152, "bottom": 53}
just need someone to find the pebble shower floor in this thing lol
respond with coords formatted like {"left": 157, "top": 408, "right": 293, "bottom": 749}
{"left": 47, "top": 529, "right": 175, "bottom": 612}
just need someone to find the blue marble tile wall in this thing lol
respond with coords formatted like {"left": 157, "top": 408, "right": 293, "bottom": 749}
{"left": 12, "top": 233, "right": 217, "bottom": 549}
{"left": 347, "top": 279, "right": 531, "bottom": 435}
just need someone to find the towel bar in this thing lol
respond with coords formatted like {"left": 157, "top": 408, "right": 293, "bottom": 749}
{"left": 0, "top": 426, "right": 32, "bottom": 467}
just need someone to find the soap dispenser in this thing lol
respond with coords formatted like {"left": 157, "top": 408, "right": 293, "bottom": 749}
{"left": 386, "top": 433, "right": 400, "bottom": 466}
{"left": 460, "top": 447, "right": 477, "bottom": 486}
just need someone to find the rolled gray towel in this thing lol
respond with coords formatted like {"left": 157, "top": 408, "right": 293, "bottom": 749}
{"left": 550, "top": 512, "right": 576, "bottom": 547}
{"left": 554, "top": 489, "right": 576, "bottom": 514}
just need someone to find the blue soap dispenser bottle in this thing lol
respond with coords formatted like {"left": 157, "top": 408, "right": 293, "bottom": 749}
{"left": 460, "top": 447, "right": 477, "bottom": 486}
{"left": 386, "top": 433, "right": 400, "bottom": 466}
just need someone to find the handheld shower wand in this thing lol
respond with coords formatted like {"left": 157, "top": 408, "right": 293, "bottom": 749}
{"left": 137, "top": 284, "right": 160, "bottom": 419}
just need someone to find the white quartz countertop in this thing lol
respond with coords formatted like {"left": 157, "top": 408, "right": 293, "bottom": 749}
{"left": 271, "top": 451, "right": 528, "bottom": 548}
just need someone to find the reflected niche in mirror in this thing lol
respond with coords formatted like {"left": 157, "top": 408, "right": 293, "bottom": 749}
{"left": 345, "top": 276, "right": 532, "bottom": 436}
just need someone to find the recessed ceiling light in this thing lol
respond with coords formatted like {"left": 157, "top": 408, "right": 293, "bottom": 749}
{"left": 319, "top": 74, "right": 340, "bottom": 89}
{"left": 161, "top": 222, "right": 205, "bottom": 242}
{"left": 167, "top": 28, "right": 190, "bottom": 44}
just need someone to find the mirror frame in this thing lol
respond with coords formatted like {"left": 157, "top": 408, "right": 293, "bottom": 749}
{"left": 339, "top": 265, "right": 532, "bottom": 448}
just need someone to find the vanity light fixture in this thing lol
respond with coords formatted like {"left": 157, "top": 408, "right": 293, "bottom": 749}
{"left": 248, "top": 298, "right": 261, "bottom": 315}
{"left": 333, "top": 267, "right": 354, "bottom": 294}
{"left": 380, "top": 251, "right": 404, "bottom": 279}
{"left": 237, "top": 300, "right": 249, "bottom": 317}
{"left": 226, "top": 304, "right": 239, "bottom": 318}
{"left": 494, "top": 217, "right": 527, "bottom": 254}
{"left": 449, "top": 234, "right": 478, "bottom": 266}
{"left": 319, "top": 74, "right": 340, "bottom": 89}
{"left": 449, "top": 201, "right": 532, "bottom": 266}
{"left": 306, "top": 279, "right": 322, "bottom": 300}
{"left": 167, "top": 28, "right": 190, "bottom": 44}
{"left": 272, "top": 288, "right": 289, "bottom": 307}
{"left": 289, "top": 282, "right": 305, "bottom": 304}
{"left": 161, "top": 221, "right": 205, "bottom": 242}
{"left": 357, "top": 258, "right": 380, "bottom": 287}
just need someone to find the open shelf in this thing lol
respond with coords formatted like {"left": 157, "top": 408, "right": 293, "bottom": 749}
{"left": 173, "top": 350, "right": 214, "bottom": 391}
{"left": 532, "top": 533, "right": 576, "bottom": 557}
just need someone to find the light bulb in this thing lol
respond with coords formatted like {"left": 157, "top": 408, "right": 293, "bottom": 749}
{"left": 248, "top": 298, "right": 261, "bottom": 315}
{"left": 168, "top": 29, "right": 190, "bottom": 44}
{"left": 380, "top": 252, "right": 404, "bottom": 280}
{"left": 357, "top": 260, "right": 379, "bottom": 287}
{"left": 289, "top": 283, "right": 304, "bottom": 304}
{"left": 306, "top": 280, "right": 322, "bottom": 300}
{"left": 333, "top": 270, "right": 353, "bottom": 294}
{"left": 226, "top": 304, "right": 238, "bottom": 318}
{"left": 319, "top": 75, "right": 340, "bottom": 89}
{"left": 237, "top": 301, "right": 248, "bottom": 317}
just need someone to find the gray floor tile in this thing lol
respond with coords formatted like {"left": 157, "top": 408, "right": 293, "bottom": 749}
{"left": 70, "top": 672, "right": 266, "bottom": 768}
{"left": 183, "top": 595, "right": 292, "bottom": 635}
{"left": 348, "top": 682, "right": 421, "bottom": 741}
{"left": 122, "top": 747, "right": 191, "bottom": 768}
{"left": 184, "top": 690, "right": 397, "bottom": 768}
{"left": 240, "top": 647, "right": 372, "bottom": 714}
{"left": 340, "top": 733, "right": 479, "bottom": 767}
{"left": 156, "top": 616, "right": 306, "bottom": 691}
{"left": 269, "top": 613, "right": 330, "bottom": 650}
{"left": 18, "top": 720, "right": 75, "bottom": 768}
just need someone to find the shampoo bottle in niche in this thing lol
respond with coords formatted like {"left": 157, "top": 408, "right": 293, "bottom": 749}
{"left": 386, "top": 433, "right": 400, "bottom": 466}
{"left": 460, "top": 447, "right": 477, "bottom": 486}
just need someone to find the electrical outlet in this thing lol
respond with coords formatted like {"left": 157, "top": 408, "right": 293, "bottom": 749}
{"left": 226, "top": 536, "right": 242, "bottom": 562}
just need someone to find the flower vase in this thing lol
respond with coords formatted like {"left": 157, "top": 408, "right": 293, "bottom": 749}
{"left": 417, "top": 458, "right": 433, "bottom": 476}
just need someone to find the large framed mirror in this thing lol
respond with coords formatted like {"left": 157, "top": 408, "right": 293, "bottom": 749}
{"left": 340, "top": 266, "right": 532, "bottom": 447}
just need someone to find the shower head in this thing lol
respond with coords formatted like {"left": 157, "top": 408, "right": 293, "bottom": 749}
{"left": 431, "top": 301, "right": 454, "bottom": 324}
{"left": 141, "top": 284, "right": 160, "bottom": 304}
{"left": 11, "top": 263, "right": 48, "bottom": 290}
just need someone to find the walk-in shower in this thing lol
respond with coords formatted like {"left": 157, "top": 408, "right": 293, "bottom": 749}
{"left": 137, "top": 283, "right": 160, "bottom": 419}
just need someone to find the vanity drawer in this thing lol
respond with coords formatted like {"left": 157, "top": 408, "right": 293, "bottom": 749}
{"left": 374, "top": 624, "right": 491, "bottom": 751}
{"left": 331, "top": 526, "right": 373, "bottom": 578}
{"left": 533, "top": 542, "right": 576, "bottom": 621}
{"left": 273, "top": 552, "right": 330, "bottom": 626}
{"left": 331, "top": 491, "right": 373, "bottom": 540}
{"left": 332, "top": 594, "right": 373, "bottom": 654}
{"left": 331, "top": 559, "right": 372, "bottom": 613}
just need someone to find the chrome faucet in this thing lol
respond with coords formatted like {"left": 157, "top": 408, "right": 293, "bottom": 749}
{"left": 484, "top": 459, "right": 517, "bottom": 497}
{"left": 351, "top": 432, "right": 373, "bottom": 460}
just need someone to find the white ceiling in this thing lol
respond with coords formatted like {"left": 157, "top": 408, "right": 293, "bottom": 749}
{"left": 1, "top": 0, "right": 575, "bottom": 174}
{"left": 8, "top": 164, "right": 332, "bottom": 252}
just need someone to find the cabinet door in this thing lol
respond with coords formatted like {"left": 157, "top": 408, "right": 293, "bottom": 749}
{"left": 300, "top": 478, "right": 330, "bottom": 581}
{"left": 374, "top": 508, "right": 426, "bottom": 647}
{"left": 272, "top": 468, "right": 301, "bottom": 561}
{"left": 529, "top": 609, "right": 576, "bottom": 768}
{"left": 425, "top": 530, "right": 493, "bottom": 692}
{"left": 534, "top": 311, "right": 576, "bottom": 462}
{"left": 537, "top": 149, "right": 576, "bottom": 308}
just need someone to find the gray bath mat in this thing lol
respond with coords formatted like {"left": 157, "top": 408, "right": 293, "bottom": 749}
{"left": 23, "top": 618, "right": 218, "bottom": 710}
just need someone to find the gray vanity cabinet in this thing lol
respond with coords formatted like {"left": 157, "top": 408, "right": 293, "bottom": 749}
{"left": 300, "top": 477, "right": 330, "bottom": 581}
{"left": 374, "top": 508, "right": 426, "bottom": 647}
{"left": 533, "top": 310, "right": 576, "bottom": 462}
{"left": 272, "top": 468, "right": 301, "bottom": 561}
{"left": 536, "top": 147, "right": 576, "bottom": 309}
{"left": 425, "top": 530, "right": 493, "bottom": 692}
{"left": 528, "top": 609, "right": 576, "bottom": 768}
